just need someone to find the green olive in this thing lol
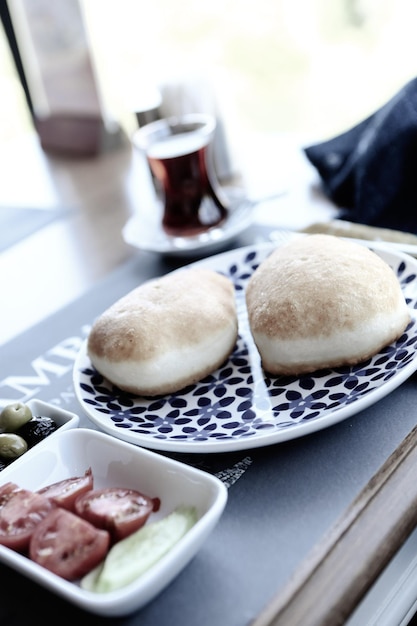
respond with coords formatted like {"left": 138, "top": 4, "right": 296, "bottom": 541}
{"left": 0, "top": 433, "right": 28, "bottom": 459}
{"left": 0, "top": 402, "right": 32, "bottom": 433}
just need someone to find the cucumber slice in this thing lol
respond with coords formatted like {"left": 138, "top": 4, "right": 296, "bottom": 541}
{"left": 81, "top": 505, "right": 197, "bottom": 593}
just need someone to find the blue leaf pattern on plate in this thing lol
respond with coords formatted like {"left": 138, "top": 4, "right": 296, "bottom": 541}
{"left": 74, "top": 243, "right": 417, "bottom": 452}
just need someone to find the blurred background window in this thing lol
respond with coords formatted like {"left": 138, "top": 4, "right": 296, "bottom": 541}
{"left": 1, "top": 0, "right": 417, "bottom": 150}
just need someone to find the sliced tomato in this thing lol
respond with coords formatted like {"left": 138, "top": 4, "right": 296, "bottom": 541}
{"left": 74, "top": 487, "right": 161, "bottom": 543}
{"left": 29, "top": 508, "right": 110, "bottom": 580}
{"left": 0, "top": 489, "right": 56, "bottom": 551}
{"left": 37, "top": 467, "right": 94, "bottom": 511}
{"left": 0, "top": 481, "right": 22, "bottom": 507}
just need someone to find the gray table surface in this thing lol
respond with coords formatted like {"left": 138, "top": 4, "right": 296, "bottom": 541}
{"left": 1, "top": 228, "right": 417, "bottom": 626}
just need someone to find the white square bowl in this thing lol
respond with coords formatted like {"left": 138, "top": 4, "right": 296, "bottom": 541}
{"left": 0, "top": 428, "right": 228, "bottom": 616}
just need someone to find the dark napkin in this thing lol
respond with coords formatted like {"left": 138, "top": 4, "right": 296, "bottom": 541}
{"left": 304, "top": 77, "right": 417, "bottom": 234}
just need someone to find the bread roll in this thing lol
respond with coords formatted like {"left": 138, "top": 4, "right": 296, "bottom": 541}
{"left": 245, "top": 234, "right": 410, "bottom": 376}
{"left": 87, "top": 268, "right": 238, "bottom": 396}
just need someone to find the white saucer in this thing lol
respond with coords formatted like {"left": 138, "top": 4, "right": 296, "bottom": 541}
{"left": 122, "top": 193, "right": 254, "bottom": 257}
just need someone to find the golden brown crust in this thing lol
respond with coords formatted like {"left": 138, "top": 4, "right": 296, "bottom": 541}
{"left": 245, "top": 234, "right": 411, "bottom": 375}
{"left": 87, "top": 268, "right": 238, "bottom": 395}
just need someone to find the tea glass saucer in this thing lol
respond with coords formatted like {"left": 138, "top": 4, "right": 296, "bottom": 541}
{"left": 122, "top": 192, "right": 254, "bottom": 257}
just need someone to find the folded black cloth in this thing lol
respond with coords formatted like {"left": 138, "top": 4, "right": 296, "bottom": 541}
{"left": 304, "top": 77, "right": 417, "bottom": 234}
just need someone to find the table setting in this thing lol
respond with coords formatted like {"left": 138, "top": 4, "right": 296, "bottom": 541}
{"left": 2, "top": 78, "right": 417, "bottom": 625}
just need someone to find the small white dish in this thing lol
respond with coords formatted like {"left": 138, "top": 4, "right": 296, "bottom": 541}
{"left": 0, "top": 428, "right": 228, "bottom": 616}
{"left": 0, "top": 399, "right": 79, "bottom": 466}
{"left": 24, "top": 398, "right": 80, "bottom": 432}
{"left": 122, "top": 192, "right": 254, "bottom": 257}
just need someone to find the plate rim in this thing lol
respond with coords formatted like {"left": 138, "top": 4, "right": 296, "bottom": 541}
{"left": 73, "top": 240, "right": 417, "bottom": 453}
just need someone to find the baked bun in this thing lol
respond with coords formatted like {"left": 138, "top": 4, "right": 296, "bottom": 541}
{"left": 245, "top": 234, "right": 410, "bottom": 376}
{"left": 87, "top": 268, "right": 238, "bottom": 396}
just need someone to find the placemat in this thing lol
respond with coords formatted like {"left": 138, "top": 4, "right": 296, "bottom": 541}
{"left": 1, "top": 235, "right": 417, "bottom": 625}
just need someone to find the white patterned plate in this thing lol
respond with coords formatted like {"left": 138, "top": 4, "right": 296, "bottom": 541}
{"left": 73, "top": 241, "right": 417, "bottom": 453}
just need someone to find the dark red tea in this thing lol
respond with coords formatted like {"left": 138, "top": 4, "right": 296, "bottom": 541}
{"left": 145, "top": 119, "right": 229, "bottom": 236}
